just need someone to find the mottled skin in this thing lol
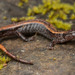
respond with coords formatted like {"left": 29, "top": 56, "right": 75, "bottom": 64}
{"left": 0, "top": 19, "right": 75, "bottom": 64}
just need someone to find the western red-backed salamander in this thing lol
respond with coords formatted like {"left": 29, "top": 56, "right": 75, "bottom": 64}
{"left": 0, "top": 19, "right": 75, "bottom": 65}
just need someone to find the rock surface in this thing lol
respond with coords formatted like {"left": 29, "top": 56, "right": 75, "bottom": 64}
{"left": 0, "top": 0, "right": 75, "bottom": 75}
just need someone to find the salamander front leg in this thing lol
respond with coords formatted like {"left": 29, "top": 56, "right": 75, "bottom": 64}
{"left": 48, "top": 37, "right": 68, "bottom": 50}
{"left": 15, "top": 31, "right": 36, "bottom": 42}
{"left": 48, "top": 41, "right": 56, "bottom": 50}
{"left": 27, "top": 33, "right": 37, "bottom": 41}
{"left": 48, "top": 38, "right": 59, "bottom": 50}
{"left": 15, "top": 31, "right": 29, "bottom": 41}
{"left": 0, "top": 44, "right": 33, "bottom": 65}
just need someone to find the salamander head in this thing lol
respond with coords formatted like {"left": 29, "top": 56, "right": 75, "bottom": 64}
{"left": 65, "top": 30, "right": 75, "bottom": 41}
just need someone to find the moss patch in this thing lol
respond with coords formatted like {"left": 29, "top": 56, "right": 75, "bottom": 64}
{"left": 0, "top": 51, "right": 10, "bottom": 70}
{"left": 9, "top": 0, "right": 75, "bottom": 30}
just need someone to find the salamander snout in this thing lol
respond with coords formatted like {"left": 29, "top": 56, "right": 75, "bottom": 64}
{"left": 72, "top": 31, "right": 75, "bottom": 36}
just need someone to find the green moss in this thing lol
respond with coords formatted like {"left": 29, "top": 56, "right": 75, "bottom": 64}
{"left": 47, "top": 19, "right": 72, "bottom": 30}
{"left": 18, "top": 0, "right": 29, "bottom": 7}
{"left": 18, "top": 2, "right": 24, "bottom": 7}
{"left": 17, "top": 0, "right": 75, "bottom": 30}
{"left": 73, "top": 3, "right": 75, "bottom": 13}
{"left": 3, "top": 16, "right": 8, "bottom": 20}
{"left": 26, "top": 0, "right": 75, "bottom": 30}
{"left": 59, "top": 10, "right": 68, "bottom": 20}
{"left": 27, "top": 8, "right": 34, "bottom": 16}
{"left": 19, "top": 16, "right": 36, "bottom": 21}
{"left": 11, "top": 17, "right": 18, "bottom": 22}
{"left": 11, "top": 16, "right": 36, "bottom": 22}
{"left": 70, "top": 14, "right": 75, "bottom": 19}
{"left": 0, "top": 52, "right": 10, "bottom": 70}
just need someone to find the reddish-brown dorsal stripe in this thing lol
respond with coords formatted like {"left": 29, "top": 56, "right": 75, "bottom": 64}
{"left": 0, "top": 21, "right": 67, "bottom": 34}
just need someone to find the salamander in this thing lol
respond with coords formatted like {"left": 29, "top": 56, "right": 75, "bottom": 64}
{"left": 0, "top": 19, "right": 75, "bottom": 65}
